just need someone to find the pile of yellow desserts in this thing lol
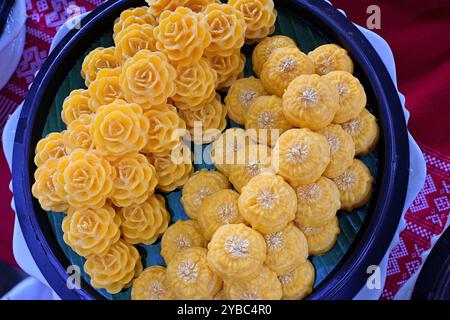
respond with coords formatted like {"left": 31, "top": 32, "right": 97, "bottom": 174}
{"left": 31, "top": 0, "right": 380, "bottom": 300}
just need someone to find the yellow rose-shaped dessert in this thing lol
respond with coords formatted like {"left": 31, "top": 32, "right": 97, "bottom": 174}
{"left": 225, "top": 77, "right": 268, "bottom": 125}
{"left": 252, "top": 35, "right": 297, "bottom": 77}
{"left": 186, "top": 0, "right": 220, "bottom": 13}
{"left": 142, "top": 103, "right": 187, "bottom": 155}
{"left": 63, "top": 114, "right": 93, "bottom": 153}
{"left": 118, "top": 194, "right": 170, "bottom": 245}
{"left": 88, "top": 68, "right": 123, "bottom": 112}
{"left": 207, "top": 52, "right": 246, "bottom": 90}
{"left": 296, "top": 216, "right": 340, "bottom": 256}
{"left": 161, "top": 220, "right": 207, "bottom": 264}
{"left": 272, "top": 128, "right": 330, "bottom": 187}
{"left": 207, "top": 223, "right": 266, "bottom": 281}
{"left": 61, "top": 89, "right": 92, "bottom": 125}
{"left": 229, "top": 0, "right": 277, "bottom": 43}
{"left": 178, "top": 94, "right": 227, "bottom": 144}
{"left": 167, "top": 247, "right": 221, "bottom": 299}
{"left": 131, "top": 266, "right": 174, "bottom": 300}
{"left": 181, "top": 169, "right": 230, "bottom": 220}
{"left": 81, "top": 47, "right": 118, "bottom": 86}
{"left": 295, "top": 177, "right": 340, "bottom": 227}
{"left": 32, "top": 159, "right": 68, "bottom": 212}
{"left": 198, "top": 189, "right": 245, "bottom": 240}
{"left": 110, "top": 153, "right": 158, "bottom": 207}
{"left": 238, "top": 173, "right": 297, "bottom": 233}
{"left": 62, "top": 205, "right": 121, "bottom": 257}
{"left": 145, "top": 0, "right": 189, "bottom": 17}
{"left": 172, "top": 58, "right": 217, "bottom": 111}
{"left": 204, "top": 3, "right": 246, "bottom": 57}
{"left": 154, "top": 7, "right": 211, "bottom": 67}
{"left": 332, "top": 159, "right": 373, "bottom": 211}
{"left": 120, "top": 50, "right": 177, "bottom": 108}
{"left": 308, "top": 44, "right": 354, "bottom": 75}
{"left": 113, "top": 7, "right": 157, "bottom": 39}
{"left": 282, "top": 74, "right": 339, "bottom": 130}
{"left": 114, "top": 24, "right": 156, "bottom": 64}
{"left": 84, "top": 240, "right": 142, "bottom": 294}
{"left": 341, "top": 109, "right": 379, "bottom": 155}
{"left": 278, "top": 260, "right": 315, "bottom": 300}
{"left": 34, "top": 132, "right": 67, "bottom": 167}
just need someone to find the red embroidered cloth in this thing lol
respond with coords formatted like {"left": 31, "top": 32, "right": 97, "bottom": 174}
{"left": 0, "top": 0, "right": 448, "bottom": 299}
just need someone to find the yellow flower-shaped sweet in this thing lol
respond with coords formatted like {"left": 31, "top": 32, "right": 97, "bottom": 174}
{"left": 84, "top": 240, "right": 142, "bottom": 294}
{"left": 118, "top": 194, "right": 170, "bottom": 245}
{"left": 204, "top": 3, "right": 246, "bottom": 57}
{"left": 238, "top": 173, "right": 297, "bottom": 233}
{"left": 225, "top": 77, "right": 268, "bottom": 125}
{"left": 178, "top": 93, "right": 227, "bottom": 144}
{"left": 120, "top": 50, "right": 177, "bottom": 108}
{"left": 186, "top": 0, "right": 220, "bottom": 13}
{"left": 142, "top": 103, "right": 187, "bottom": 155}
{"left": 34, "top": 132, "right": 67, "bottom": 167}
{"left": 113, "top": 6, "right": 157, "bottom": 39}
{"left": 53, "top": 149, "right": 115, "bottom": 209}
{"left": 62, "top": 205, "right": 121, "bottom": 257}
{"left": 61, "top": 89, "right": 92, "bottom": 125}
{"left": 206, "top": 52, "right": 246, "bottom": 90}
{"left": 88, "top": 68, "right": 123, "bottom": 112}
{"left": 161, "top": 220, "right": 207, "bottom": 264}
{"left": 63, "top": 114, "right": 93, "bottom": 153}
{"left": 90, "top": 100, "right": 149, "bottom": 159}
{"left": 252, "top": 35, "right": 297, "bottom": 77}
{"left": 32, "top": 159, "right": 68, "bottom": 212}
{"left": 308, "top": 44, "right": 354, "bottom": 75}
{"left": 261, "top": 47, "right": 315, "bottom": 97}
{"left": 282, "top": 74, "right": 339, "bottom": 130}
{"left": 278, "top": 260, "right": 315, "bottom": 300}
{"left": 131, "top": 266, "right": 174, "bottom": 300}
{"left": 167, "top": 247, "right": 222, "bottom": 299}
{"left": 110, "top": 153, "right": 158, "bottom": 207}
{"left": 296, "top": 216, "right": 340, "bottom": 256}
{"left": 341, "top": 109, "right": 379, "bottom": 155}
{"left": 154, "top": 7, "right": 211, "bottom": 67}
{"left": 81, "top": 47, "right": 118, "bottom": 86}
{"left": 229, "top": 0, "right": 277, "bottom": 43}
{"left": 172, "top": 58, "right": 217, "bottom": 111}
{"left": 145, "top": 0, "right": 189, "bottom": 17}
{"left": 207, "top": 223, "right": 266, "bottom": 281}
{"left": 114, "top": 24, "right": 156, "bottom": 64}
{"left": 272, "top": 129, "right": 330, "bottom": 186}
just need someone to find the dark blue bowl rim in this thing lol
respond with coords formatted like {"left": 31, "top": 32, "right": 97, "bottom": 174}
{"left": 12, "top": 0, "right": 410, "bottom": 300}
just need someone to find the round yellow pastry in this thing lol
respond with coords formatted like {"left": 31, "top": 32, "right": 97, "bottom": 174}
{"left": 87, "top": 68, "right": 123, "bottom": 112}
{"left": 118, "top": 194, "right": 170, "bottom": 245}
{"left": 282, "top": 74, "right": 339, "bottom": 130}
{"left": 341, "top": 109, "right": 379, "bottom": 155}
{"left": 322, "top": 71, "right": 367, "bottom": 123}
{"left": 204, "top": 3, "right": 246, "bottom": 57}
{"left": 62, "top": 205, "right": 121, "bottom": 257}
{"left": 260, "top": 47, "right": 315, "bottom": 97}
{"left": 154, "top": 7, "right": 211, "bottom": 67}
{"left": 90, "top": 100, "right": 149, "bottom": 159}
{"left": 34, "top": 132, "right": 67, "bottom": 167}
{"left": 167, "top": 247, "right": 221, "bottom": 300}
{"left": 61, "top": 89, "right": 92, "bottom": 125}
{"left": 186, "top": 0, "right": 221, "bottom": 12}
{"left": 238, "top": 173, "right": 297, "bottom": 233}
{"left": 113, "top": 6, "right": 157, "bottom": 39}
{"left": 229, "top": 0, "right": 277, "bottom": 43}
{"left": 207, "top": 223, "right": 267, "bottom": 281}
{"left": 110, "top": 153, "right": 158, "bottom": 207}
{"left": 332, "top": 159, "right": 373, "bottom": 211}
{"left": 114, "top": 23, "right": 156, "bottom": 64}
{"left": 119, "top": 50, "right": 177, "bottom": 108}
{"left": 308, "top": 43, "right": 354, "bottom": 75}
{"left": 63, "top": 114, "right": 93, "bottom": 153}
{"left": 252, "top": 35, "right": 297, "bottom": 77}
{"left": 272, "top": 128, "right": 330, "bottom": 187}
{"left": 81, "top": 47, "right": 118, "bottom": 86}
{"left": 84, "top": 240, "right": 142, "bottom": 294}
{"left": 245, "top": 95, "right": 293, "bottom": 146}
{"left": 131, "top": 266, "right": 174, "bottom": 300}
{"left": 161, "top": 220, "right": 207, "bottom": 264}
{"left": 31, "top": 158, "right": 68, "bottom": 212}
{"left": 296, "top": 216, "right": 340, "bottom": 256}
{"left": 225, "top": 265, "right": 282, "bottom": 300}
{"left": 224, "top": 77, "right": 268, "bottom": 125}
{"left": 295, "top": 177, "right": 340, "bottom": 227}
{"left": 181, "top": 169, "right": 230, "bottom": 220}
{"left": 178, "top": 93, "right": 227, "bottom": 144}
{"left": 206, "top": 52, "right": 246, "bottom": 90}
{"left": 278, "top": 260, "right": 315, "bottom": 300}
{"left": 146, "top": 0, "right": 189, "bottom": 17}
{"left": 198, "top": 189, "right": 245, "bottom": 240}
{"left": 263, "top": 223, "right": 308, "bottom": 275}
{"left": 142, "top": 104, "right": 187, "bottom": 156}
{"left": 317, "top": 124, "right": 355, "bottom": 178}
